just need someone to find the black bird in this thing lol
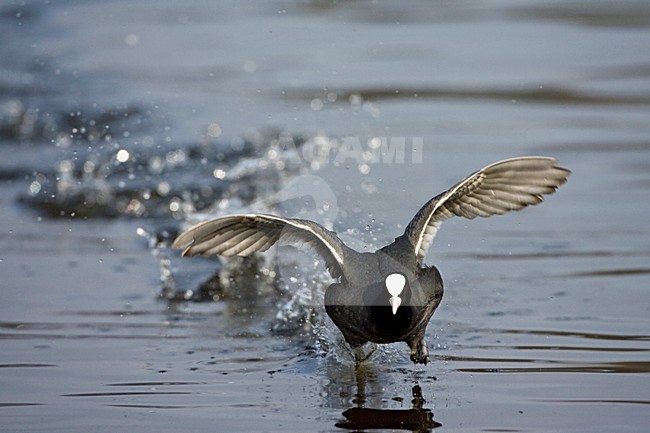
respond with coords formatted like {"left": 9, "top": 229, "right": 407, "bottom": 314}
{"left": 172, "top": 157, "right": 570, "bottom": 364}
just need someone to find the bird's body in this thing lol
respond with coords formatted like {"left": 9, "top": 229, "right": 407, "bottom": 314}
{"left": 172, "top": 157, "right": 570, "bottom": 364}
{"left": 322, "top": 236, "right": 443, "bottom": 363}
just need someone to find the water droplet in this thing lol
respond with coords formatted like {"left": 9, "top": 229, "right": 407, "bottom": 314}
{"left": 213, "top": 168, "right": 226, "bottom": 179}
{"left": 310, "top": 98, "right": 323, "bottom": 111}
{"left": 116, "top": 149, "right": 130, "bottom": 163}
{"left": 125, "top": 33, "right": 139, "bottom": 46}
{"left": 207, "top": 123, "right": 222, "bottom": 137}
{"left": 29, "top": 181, "right": 42, "bottom": 195}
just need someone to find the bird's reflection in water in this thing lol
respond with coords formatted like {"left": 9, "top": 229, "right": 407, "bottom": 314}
{"left": 334, "top": 366, "right": 441, "bottom": 432}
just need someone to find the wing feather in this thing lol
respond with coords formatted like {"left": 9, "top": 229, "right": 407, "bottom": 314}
{"left": 172, "top": 214, "right": 351, "bottom": 280}
{"left": 404, "top": 156, "right": 570, "bottom": 265}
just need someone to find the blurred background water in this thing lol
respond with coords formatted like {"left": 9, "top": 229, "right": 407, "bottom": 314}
{"left": 1, "top": 1, "right": 649, "bottom": 432}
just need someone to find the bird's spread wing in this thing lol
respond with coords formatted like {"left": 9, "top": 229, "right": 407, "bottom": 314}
{"left": 404, "top": 156, "right": 570, "bottom": 265}
{"left": 171, "top": 213, "right": 351, "bottom": 280}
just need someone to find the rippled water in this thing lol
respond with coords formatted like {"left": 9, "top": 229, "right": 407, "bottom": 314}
{"left": 1, "top": 1, "right": 649, "bottom": 432}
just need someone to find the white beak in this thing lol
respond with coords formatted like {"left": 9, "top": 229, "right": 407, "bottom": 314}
{"left": 386, "top": 273, "right": 406, "bottom": 315}
{"left": 389, "top": 296, "right": 402, "bottom": 315}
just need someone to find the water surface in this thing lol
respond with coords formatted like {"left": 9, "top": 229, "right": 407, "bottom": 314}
{"left": 1, "top": 1, "right": 649, "bottom": 432}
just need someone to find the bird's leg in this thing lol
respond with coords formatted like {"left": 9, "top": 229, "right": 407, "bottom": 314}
{"left": 409, "top": 338, "right": 429, "bottom": 365}
{"left": 353, "top": 343, "right": 378, "bottom": 364}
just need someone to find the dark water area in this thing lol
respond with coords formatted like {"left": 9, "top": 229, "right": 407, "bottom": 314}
{"left": 1, "top": 1, "right": 649, "bottom": 432}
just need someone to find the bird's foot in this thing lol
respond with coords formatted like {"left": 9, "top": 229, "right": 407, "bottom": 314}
{"left": 409, "top": 339, "right": 429, "bottom": 365}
